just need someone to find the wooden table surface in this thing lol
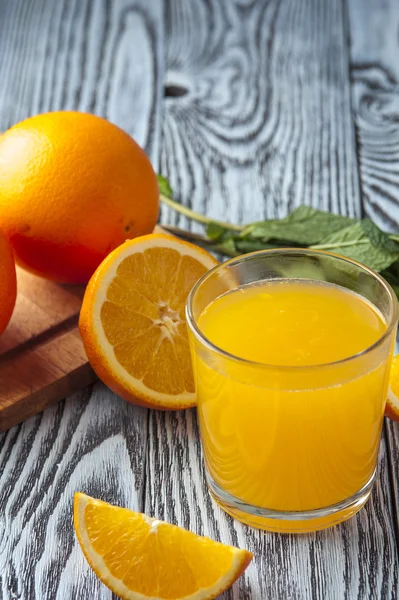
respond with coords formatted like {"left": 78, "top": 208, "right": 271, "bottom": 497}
{"left": 1, "top": 0, "right": 399, "bottom": 598}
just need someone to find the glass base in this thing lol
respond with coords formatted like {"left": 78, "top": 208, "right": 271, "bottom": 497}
{"left": 206, "top": 471, "right": 375, "bottom": 533}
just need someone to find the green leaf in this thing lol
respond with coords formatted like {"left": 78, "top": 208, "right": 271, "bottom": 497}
{"left": 220, "top": 237, "right": 239, "bottom": 256}
{"left": 312, "top": 223, "right": 399, "bottom": 272}
{"left": 157, "top": 175, "right": 173, "bottom": 198}
{"left": 206, "top": 222, "right": 227, "bottom": 241}
{"left": 281, "top": 206, "right": 320, "bottom": 222}
{"left": 249, "top": 207, "right": 354, "bottom": 245}
{"left": 315, "top": 222, "right": 365, "bottom": 245}
{"left": 234, "top": 239, "right": 276, "bottom": 253}
{"left": 361, "top": 218, "right": 399, "bottom": 252}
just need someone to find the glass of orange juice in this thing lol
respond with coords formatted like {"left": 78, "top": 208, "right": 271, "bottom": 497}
{"left": 186, "top": 249, "right": 398, "bottom": 533}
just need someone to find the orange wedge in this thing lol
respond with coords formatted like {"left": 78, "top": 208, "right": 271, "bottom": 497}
{"left": 79, "top": 233, "right": 218, "bottom": 409}
{"left": 386, "top": 354, "right": 399, "bottom": 421}
{"left": 74, "top": 493, "right": 253, "bottom": 600}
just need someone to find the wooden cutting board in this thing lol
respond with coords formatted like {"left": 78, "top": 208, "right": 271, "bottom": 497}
{"left": 0, "top": 267, "right": 96, "bottom": 431}
{"left": 0, "top": 226, "right": 171, "bottom": 431}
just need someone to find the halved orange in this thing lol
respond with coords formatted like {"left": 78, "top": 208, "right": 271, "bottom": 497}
{"left": 74, "top": 493, "right": 253, "bottom": 600}
{"left": 79, "top": 233, "right": 218, "bottom": 409}
{"left": 386, "top": 354, "right": 399, "bottom": 421}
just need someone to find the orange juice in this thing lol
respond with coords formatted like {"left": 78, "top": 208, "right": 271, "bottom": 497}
{"left": 194, "top": 280, "right": 393, "bottom": 530}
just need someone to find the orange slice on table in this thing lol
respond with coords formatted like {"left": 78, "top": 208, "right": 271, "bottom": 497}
{"left": 79, "top": 233, "right": 218, "bottom": 409}
{"left": 386, "top": 354, "right": 399, "bottom": 421}
{"left": 74, "top": 492, "right": 253, "bottom": 600}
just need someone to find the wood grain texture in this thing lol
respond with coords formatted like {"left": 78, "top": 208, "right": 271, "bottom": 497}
{"left": 0, "top": 269, "right": 83, "bottom": 354}
{"left": 0, "top": 0, "right": 163, "bottom": 156}
{"left": 0, "top": 0, "right": 163, "bottom": 598}
{"left": 0, "top": 327, "right": 93, "bottom": 431}
{"left": 150, "top": 0, "right": 399, "bottom": 598}
{"left": 348, "top": 0, "right": 399, "bottom": 230}
{"left": 348, "top": 0, "right": 399, "bottom": 541}
{"left": 0, "top": 0, "right": 399, "bottom": 599}
{"left": 159, "top": 0, "right": 362, "bottom": 233}
{"left": 0, "top": 268, "right": 94, "bottom": 431}
{"left": 0, "top": 386, "right": 148, "bottom": 599}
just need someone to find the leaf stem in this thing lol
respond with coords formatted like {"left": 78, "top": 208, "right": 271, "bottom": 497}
{"left": 160, "top": 193, "right": 244, "bottom": 232}
{"left": 161, "top": 224, "right": 211, "bottom": 243}
{"left": 311, "top": 239, "right": 370, "bottom": 250}
{"left": 239, "top": 224, "right": 255, "bottom": 238}
{"left": 161, "top": 224, "right": 239, "bottom": 257}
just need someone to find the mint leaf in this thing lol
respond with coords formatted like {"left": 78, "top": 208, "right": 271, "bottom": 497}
{"left": 220, "top": 237, "right": 239, "bottom": 256}
{"left": 157, "top": 181, "right": 399, "bottom": 275}
{"left": 282, "top": 206, "right": 320, "bottom": 222}
{"left": 315, "top": 222, "right": 365, "bottom": 245}
{"left": 361, "top": 218, "right": 399, "bottom": 252}
{"left": 249, "top": 207, "right": 354, "bottom": 245}
{"left": 206, "top": 222, "right": 226, "bottom": 241}
{"left": 313, "top": 223, "right": 399, "bottom": 271}
{"left": 157, "top": 174, "right": 173, "bottom": 198}
{"left": 235, "top": 239, "right": 276, "bottom": 253}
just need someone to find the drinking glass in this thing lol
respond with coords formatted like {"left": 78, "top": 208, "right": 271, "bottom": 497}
{"left": 186, "top": 249, "right": 398, "bottom": 532}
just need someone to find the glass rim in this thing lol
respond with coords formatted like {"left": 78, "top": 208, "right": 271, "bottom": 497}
{"left": 186, "top": 247, "right": 399, "bottom": 372}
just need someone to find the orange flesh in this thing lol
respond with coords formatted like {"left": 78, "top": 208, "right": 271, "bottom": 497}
{"left": 100, "top": 247, "right": 210, "bottom": 395}
{"left": 74, "top": 494, "right": 253, "bottom": 599}
{"left": 85, "top": 503, "right": 234, "bottom": 596}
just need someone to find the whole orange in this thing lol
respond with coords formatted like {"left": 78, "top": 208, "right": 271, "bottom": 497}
{"left": 0, "top": 227, "right": 17, "bottom": 335}
{"left": 0, "top": 112, "right": 159, "bottom": 283}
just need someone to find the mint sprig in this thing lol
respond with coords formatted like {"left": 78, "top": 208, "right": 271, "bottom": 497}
{"left": 157, "top": 175, "right": 399, "bottom": 295}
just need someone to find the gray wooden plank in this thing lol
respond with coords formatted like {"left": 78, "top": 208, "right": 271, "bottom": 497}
{"left": 348, "top": 0, "right": 399, "bottom": 230}
{"left": 0, "top": 1, "right": 397, "bottom": 599}
{"left": 159, "top": 0, "right": 362, "bottom": 231}
{"left": 149, "top": 0, "right": 399, "bottom": 598}
{"left": 348, "top": 0, "right": 399, "bottom": 539}
{"left": 0, "top": 388, "right": 148, "bottom": 599}
{"left": 0, "top": 0, "right": 163, "bottom": 597}
{"left": 0, "top": 0, "right": 162, "bottom": 154}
